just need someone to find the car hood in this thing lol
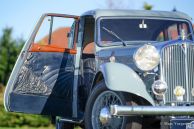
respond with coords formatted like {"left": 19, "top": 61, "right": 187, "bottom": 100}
{"left": 96, "top": 39, "right": 194, "bottom": 71}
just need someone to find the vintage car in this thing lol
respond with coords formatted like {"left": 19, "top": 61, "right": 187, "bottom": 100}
{"left": 4, "top": 9, "right": 194, "bottom": 129}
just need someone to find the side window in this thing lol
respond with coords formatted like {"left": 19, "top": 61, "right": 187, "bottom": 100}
{"left": 68, "top": 22, "right": 75, "bottom": 49}
{"left": 33, "top": 16, "right": 76, "bottom": 50}
{"left": 34, "top": 16, "right": 50, "bottom": 45}
{"left": 82, "top": 17, "right": 95, "bottom": 54}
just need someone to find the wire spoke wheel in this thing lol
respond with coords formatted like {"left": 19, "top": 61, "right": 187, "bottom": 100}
{"left": 85, "top": 81, "right": 142, "bottom": 129}
{"left": 92, "top": 91, "right": 124, "bottom": 129}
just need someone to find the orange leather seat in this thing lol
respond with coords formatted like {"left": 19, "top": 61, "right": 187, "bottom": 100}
{"left": 83, "top": 42, "right": 95, "bottom": 54}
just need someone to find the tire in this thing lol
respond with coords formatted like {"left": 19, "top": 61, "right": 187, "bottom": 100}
{"left": 84, "top": 80, "right": 142, "bottom": 129}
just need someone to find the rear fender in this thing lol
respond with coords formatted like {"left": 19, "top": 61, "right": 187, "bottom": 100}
{"left": 100, "top": 62, "right": 155, "bottom": 105}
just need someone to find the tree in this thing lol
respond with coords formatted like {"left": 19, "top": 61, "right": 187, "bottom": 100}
{"left": 105, "top": 0, "right": 130, "bottom": 9}
{"left": 0, "top": 27, "right": 24, "bottom": 86}
{"left": 143, "top": 2, "right": 153, "bottom": 10}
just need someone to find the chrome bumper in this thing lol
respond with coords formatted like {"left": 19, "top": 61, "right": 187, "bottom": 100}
{"left": 110, "top": 105, "right": 194, "bottom": 116}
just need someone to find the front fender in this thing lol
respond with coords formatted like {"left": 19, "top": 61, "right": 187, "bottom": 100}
{"left": 100, "top": 62, "right": 155, "bottom": 105}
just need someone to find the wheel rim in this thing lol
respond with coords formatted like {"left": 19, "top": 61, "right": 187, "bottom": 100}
{"left": 92, "top": 91, "right": 124, "bottom": 129}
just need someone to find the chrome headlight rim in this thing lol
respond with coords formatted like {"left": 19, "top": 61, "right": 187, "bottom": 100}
{"left": 133, "top": 44, "right": 160, "bottom": 71}
{"left": 152, "top": 80, "right": 168, "bottom": 96}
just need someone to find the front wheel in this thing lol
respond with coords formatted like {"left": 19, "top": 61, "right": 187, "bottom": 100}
{"left": 84, "top": 80, "right": 142, "bottom": 129}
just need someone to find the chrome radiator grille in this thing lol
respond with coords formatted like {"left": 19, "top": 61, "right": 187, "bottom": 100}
{"left": 161, "top": 44, "right": 194, "bottom": 103}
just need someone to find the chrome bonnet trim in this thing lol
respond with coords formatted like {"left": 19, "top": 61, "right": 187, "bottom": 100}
{"left": 111, "top": 105, "right": 194, "bottom": 116}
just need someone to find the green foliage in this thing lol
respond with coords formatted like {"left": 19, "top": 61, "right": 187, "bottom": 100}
{"left": 0, "top": 27, "right": 81, "bottom": 129}
{"left": 143, "top": 2, "right": 153, "bottom": 10}
{"left": 0, "top": 127, "right": 54, "bottom": 129}
{"left": 0, "top": 88, "right": 52, "bottom": 127}
{"left": 0, "top": 27, "right": 24, "bottom": 85}
{"left": 0, "top": 106, "right": 50, "bottom": 127}
{"left": 0, "top": 28, "right": 53, "bottom": 128}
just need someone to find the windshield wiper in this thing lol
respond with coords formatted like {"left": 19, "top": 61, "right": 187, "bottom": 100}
{"left": 102, "top": 27, "right": 127, "bottom": 46}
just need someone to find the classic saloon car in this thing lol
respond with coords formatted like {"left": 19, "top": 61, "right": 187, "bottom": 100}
{"left": 4, "top": 9, "right": 194, "bottom": 129}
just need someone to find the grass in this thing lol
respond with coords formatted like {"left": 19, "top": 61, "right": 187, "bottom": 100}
{"left": 0, "top": 86, "right": 4, "bottom": 104}
{"left": 0, "top": 127, "right": 54, "bottom": 129}
{"left": 0, "top": 125, "right": 81, "bottom": 129}
{"left": 0, "top": 86, "right": 53, "bottom": 129}
{"left": 0, "top": 86, "right": 82, "bottom": 129}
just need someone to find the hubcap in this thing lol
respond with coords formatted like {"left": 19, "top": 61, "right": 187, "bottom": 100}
{"left": 91, "top": 90, "right": 124, "bottom": 129}
{"left": 99, "top": 107, "right": 111, "bottom": 125}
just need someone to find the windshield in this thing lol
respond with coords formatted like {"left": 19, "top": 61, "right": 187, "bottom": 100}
{"left": 99, "top": 18, "right": 192, "bottom": 45}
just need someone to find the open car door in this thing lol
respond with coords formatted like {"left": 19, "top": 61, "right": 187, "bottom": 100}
{"left": 4, "top": 13, "right": 79, "bottom": 117}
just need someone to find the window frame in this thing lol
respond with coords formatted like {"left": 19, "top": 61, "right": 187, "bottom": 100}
{"left": 29, "top": 13, "right": 79, "bottom": 54}
{"left": 96, "top": 16, "right": 193, "bottom": 47}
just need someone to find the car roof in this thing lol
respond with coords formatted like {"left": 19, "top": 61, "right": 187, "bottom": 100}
{"left": 81, "top": 9, "right": 192, "bottom": 21}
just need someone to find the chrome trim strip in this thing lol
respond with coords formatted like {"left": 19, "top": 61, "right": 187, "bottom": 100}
{"left": 184, "top": 42, "right": 189, "bottom": 101}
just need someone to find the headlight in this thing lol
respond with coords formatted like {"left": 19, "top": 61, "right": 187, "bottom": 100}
{"left": 152, "top": 80, "right": 167, "bottom": 96}
{"left": 134, "top": 44, "right": 160, "bottom": 71}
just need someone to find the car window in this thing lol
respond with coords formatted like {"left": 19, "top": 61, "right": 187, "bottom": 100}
{"left": 34, "top": 16, "right": 75, "bottom": 49}
{"left": 168, "top": 24, "right": 178, "bottom": 40}
{"left": 156, "top": 32, "right": 164, "bottom": 42}
{"left": 99, "top": 18, "right": 192, "bottom": 45}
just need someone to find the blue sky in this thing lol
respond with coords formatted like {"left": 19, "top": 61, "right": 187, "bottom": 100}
{"left": 1, "top": 0, "right": 194, "bottom": 39}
